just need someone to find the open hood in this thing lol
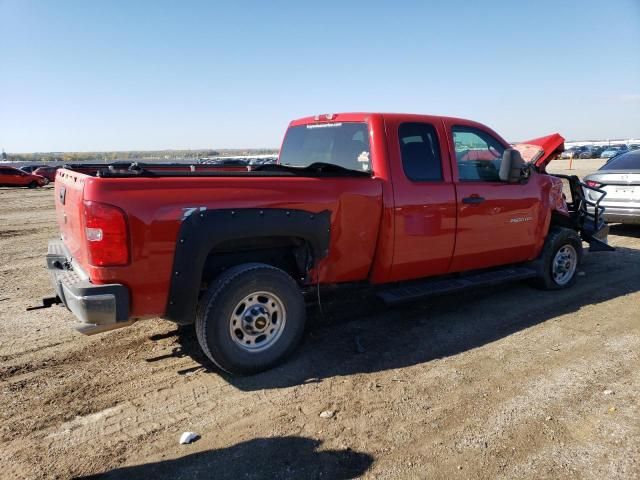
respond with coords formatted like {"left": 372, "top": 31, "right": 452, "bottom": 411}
{"left": 513, "top": 133, "right": 565, "bottom": 171}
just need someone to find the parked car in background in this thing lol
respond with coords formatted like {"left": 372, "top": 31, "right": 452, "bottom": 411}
{"left": 578, "top": 146, "right": 604, "bottom": 159}
{"left": 19, "top": 164, "right": 47, "bottom": 174}
{"left": 628, "top": 144, "right": 640, "bottom": 151}
{"left": 560, "top": 147, "right": 579, "bottom": 159}
{"left": 600, "top": 145, "right": 628, "bottom": 159}
{"left": 571, "top": 146, "right": 591, "bottom": 159}
{"left": 0, "top": 166, "right": 48, "bottom": 188}
{"left": 561, "top": 146, "right": 593, "bottom": 159}
{"left": 33, "top": 166, "right": 60, "bottom": 182}
{"left": 584, "top": 149, "right": 640, "bottom": 225}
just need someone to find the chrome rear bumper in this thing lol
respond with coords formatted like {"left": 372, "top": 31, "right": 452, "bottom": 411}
{"left": 46, "top": 239, "right": 132, "bottom": 335}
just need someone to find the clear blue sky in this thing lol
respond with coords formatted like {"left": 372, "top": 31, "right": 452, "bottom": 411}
{"left": 1, "top": 0, "right": 639, "bottom": 152}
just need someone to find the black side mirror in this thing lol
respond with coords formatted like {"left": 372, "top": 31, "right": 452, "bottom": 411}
{"left": 499, "top": 149, "right": 527, "bottom": 183}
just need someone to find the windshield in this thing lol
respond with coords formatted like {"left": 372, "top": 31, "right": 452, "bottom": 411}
{"left": 279, "top": 122, "right": 371, "bottom": 172}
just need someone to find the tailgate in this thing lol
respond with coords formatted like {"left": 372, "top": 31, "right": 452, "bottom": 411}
{"left": 54, "top": 169, "right": 89, "bottom": 268}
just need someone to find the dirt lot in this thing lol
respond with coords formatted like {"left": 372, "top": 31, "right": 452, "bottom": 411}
{"left": 1, "top": 160, "right": 639, "bottom": 479}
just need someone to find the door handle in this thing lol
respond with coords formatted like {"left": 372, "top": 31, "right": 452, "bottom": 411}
{"left": 462, "top": 196, "right": 485, "bottom": 205}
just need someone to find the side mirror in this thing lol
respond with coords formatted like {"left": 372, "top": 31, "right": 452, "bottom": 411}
{"left": 499, "top": 148, "right": 526, "bottom": 183}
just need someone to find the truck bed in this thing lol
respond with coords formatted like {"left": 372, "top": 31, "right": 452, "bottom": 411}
{"left": 53, "top": 165, "right": 384, "bottom": 319}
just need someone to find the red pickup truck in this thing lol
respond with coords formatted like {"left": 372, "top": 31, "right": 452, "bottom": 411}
{"left": 42, "top": 113, "right": 611, "bottom": 374}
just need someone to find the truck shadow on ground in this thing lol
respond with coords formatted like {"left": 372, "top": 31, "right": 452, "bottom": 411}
{"left": 169, "top": 242, "right": 640, "bottom": 391}
{"left": 80, "top": 436, "right": 373, "bottom": 480}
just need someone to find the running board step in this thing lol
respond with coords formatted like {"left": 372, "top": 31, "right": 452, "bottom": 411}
{"left": 377, "top": 266, "right": 537, "bottom": 305}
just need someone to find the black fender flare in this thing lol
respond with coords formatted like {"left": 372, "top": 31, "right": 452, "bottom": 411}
{"left": 164, "top": 208, "right": 331, "bottom": 324}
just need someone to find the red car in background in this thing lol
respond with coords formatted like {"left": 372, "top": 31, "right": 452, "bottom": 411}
{"left": 33, "top": 166, "right": 60, "bottom": 183}
{"left": 0, "top": 165, "right": 48, "bottom": 188}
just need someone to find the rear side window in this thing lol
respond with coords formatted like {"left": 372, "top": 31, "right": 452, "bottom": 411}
{"left": 398, "top": 123, "right": 442, "bottom": 181}
{"left": 453, "top": 126, "right": 505, "bottom": 182}
{"left": 600, "top": 150, "right": 640, "bottom": 170}
{"left": 279, "top": 122, "right": 371, "bottom": 172}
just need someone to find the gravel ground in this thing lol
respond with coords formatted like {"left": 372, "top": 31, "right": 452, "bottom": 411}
{"left": 0, "top": 159, "right": 638, "bottom": 479}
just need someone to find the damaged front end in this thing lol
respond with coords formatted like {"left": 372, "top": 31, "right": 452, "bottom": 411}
{"left": 551, "top": 174, "right": 614, "bottom": 252}
{"left": 514, "top": 133, "right": 614, "bottom": 252}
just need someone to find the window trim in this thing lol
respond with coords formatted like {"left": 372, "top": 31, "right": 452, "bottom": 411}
{"left": 398, "top": 122, "right": 444, "bottom": 182}
{"left": 452, "top": 125, "right": 506, "bottom": 183}
{"left": 278, "top": 121, "right": 374, "bottom": 176}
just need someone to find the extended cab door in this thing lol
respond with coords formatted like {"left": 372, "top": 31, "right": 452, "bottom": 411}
{"left": 386, "top": 116, "right": 457, "bottom": 282}
{"left": 444, "top": 121, "right": 544, "bottom": 272}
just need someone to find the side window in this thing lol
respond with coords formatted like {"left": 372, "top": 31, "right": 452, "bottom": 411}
{"left": 398, "top": 122, "right": 443, "bottom": 181}
{"left": 452, "top": 127, "right": 505, "bottom": 182}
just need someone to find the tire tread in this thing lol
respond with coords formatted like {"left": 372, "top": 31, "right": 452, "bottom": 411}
{"left": 195, "top": 263, "right": 303, "bottom": 374}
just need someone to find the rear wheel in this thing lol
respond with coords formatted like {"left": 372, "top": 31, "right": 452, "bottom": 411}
{"left": 195, "top": 263, "right": 306, "bottom": 375}
{"left": 531, "top": 227, "right": 583, "bottom": 290}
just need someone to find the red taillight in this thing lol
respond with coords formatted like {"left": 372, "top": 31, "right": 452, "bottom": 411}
{"left": 585, "top": 180, "right": 602, "bottom": 188}
{"left": 83, "top": 200, "right": 129, "bottom": 266}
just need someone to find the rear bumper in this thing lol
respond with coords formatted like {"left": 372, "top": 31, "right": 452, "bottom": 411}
{"left": 47, "top": 239, "right": 132, "bottom": 335}
{"left": 602, "top": 207, "right": 640, "bottom": 225}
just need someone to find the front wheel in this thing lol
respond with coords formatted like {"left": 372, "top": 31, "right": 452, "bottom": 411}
{"left": 195, "top": 263, "right": 306, "bottom": 375}
{"left": 27, "top": 181, "right": 38, "bottom": 189}
{"left": 531, "top": 227, "right": 583, "bottom": 290}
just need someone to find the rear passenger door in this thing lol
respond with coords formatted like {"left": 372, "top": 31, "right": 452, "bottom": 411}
{"left": 386, "top": 118, "right": 457, "bottom": 282}
{"left": 445, "top": 123, "right": 542, "bottom": 271}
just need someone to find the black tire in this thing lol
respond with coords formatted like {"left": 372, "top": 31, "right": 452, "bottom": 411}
{"left": 28, "top": 181, "right": 38, "bottom": 189}
{"left": 195, "top": 263, "right": 306, "bottom": 375}
{"left": 531, "top": 227, "right": 583, "bottom": 290}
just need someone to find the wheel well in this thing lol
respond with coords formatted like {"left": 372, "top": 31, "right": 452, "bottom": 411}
{"left": 164, "top": 208, "right": 330, "bottom": 325}
{"left": 200, "top": 236, "right": 313, "bottom": 291}
{"left": 550, "top": 211, "right": 572, "bottom": 228}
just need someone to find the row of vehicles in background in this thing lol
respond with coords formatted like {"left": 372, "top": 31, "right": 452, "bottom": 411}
{"left": 560, "top": 143, "right": 639, "bottom": 160}
{"left": 198, "top": 156, "right": 277, "bottom": 167}
{"left": 0, "top": 165, "right": 54, "bottom": 188}
{"left": 1, "top": 158, "right": 277, "bottom": 188}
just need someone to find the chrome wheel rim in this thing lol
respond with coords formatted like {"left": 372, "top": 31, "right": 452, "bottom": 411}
{"left": 229, "top": 291, "right": 286, "bottom": 353}
{"left": 552, "top": 244, "right": 577, "bottom": 286}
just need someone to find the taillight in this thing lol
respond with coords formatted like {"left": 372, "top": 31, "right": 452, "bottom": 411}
{"left": 83, "top": 200, "right": 129, "bottom": 266}
{"left": 585, "top": 180, "right": 602, "bottom": 188}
